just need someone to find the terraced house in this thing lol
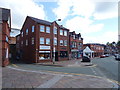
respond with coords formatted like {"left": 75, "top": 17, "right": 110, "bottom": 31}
{"left": 69, "top": 31, "right": 83, "bottom": 59}
{"left": 17, "top": 16, "right": 69, "bottom": 63}
{"left": 0, "top": 8, "right": 11, "bottom": 66}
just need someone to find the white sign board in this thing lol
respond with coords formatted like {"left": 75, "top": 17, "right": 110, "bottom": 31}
{"left": 40, "top": 45, "right": 50, "bottom": 50}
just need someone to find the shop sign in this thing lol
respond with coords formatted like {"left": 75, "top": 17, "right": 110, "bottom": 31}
{"left": 40, "top": 45, "right": 50, "bottom": 50}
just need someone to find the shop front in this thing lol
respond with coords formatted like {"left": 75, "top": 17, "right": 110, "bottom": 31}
{"left": 71, "top": 49, "right": 79, "bottom": 59}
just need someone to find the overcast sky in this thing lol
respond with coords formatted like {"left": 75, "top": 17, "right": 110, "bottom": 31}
{"left": 0, "top": 0, "right": 118, "bottom": 44}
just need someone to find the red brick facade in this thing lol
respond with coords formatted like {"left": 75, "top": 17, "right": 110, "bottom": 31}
{"left": 0, "top": 8, "right": 11, "bottom": 66}
{"left": 84, "top": 44, "right": 104, "bottom": 57}
{"left": 69, "top": 31, "right": 83, "bottom": 59}
{"left": 18, "top": 16, "right": 69, "bottom": 63}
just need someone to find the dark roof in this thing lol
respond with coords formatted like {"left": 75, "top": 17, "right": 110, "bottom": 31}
{"left": 28, "top": 16, "right": 51, "bottom": 25}
{"left": 59, "top": 25, "right": 69, "bottom": 30}
{"left": 0, "top": 8, "right": 10, "bottom": 21}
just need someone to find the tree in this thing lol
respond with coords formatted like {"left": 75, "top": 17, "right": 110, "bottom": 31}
{"left": 117, "top": 41, "right": 120, "bottom": 47}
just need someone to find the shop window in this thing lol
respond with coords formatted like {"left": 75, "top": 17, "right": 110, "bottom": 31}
{"left": 39, "top": 51, "right": 50, "bottom": 60}
{"left": 46, "top": 26, "right": 50, "bottom": 33}
{"left": 40, "top": 25, "right": 45, "bottom": 32}
{"left": 60, "top": 51, "right": 68, "bottom": 58}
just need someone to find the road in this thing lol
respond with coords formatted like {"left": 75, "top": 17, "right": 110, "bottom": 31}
{"left": 10, "top": 56, "right": 119, "bottom": 85}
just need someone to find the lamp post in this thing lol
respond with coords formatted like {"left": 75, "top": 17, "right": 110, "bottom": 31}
{"left": 52, "top": 19, "right": 61, "bottom": 64}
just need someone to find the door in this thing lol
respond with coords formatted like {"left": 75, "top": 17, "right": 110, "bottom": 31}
{"left": 55, "top": 52, "right": 58, "bottom": 61}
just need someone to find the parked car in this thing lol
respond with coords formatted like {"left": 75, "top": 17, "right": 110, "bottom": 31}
{"left": 81, "top": 56, "right": 91, "bottom": 62}
{"left": 100, "top": 55, "right": 106, "bottom": 58}
{"left": 115, "top": 54, "right": 120, "bottom": 61}
{"left": 105, "top": 54, "right": 109, "bottom": 57}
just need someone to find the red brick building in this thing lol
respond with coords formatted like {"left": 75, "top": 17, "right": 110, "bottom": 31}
{"left": 83, "top": 43, "right": 104, "bottom": 57}
{"left": 0, "top": 8, "right": 11, "bottom": 66}
{"left": 17, "top": 16, "right": 69, "bottom": 63}
{"left": 69, "top": 31, "right": 83, "bottom": 59}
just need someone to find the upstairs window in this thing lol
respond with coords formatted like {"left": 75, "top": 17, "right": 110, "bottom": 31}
{"left": 40, "top": 25, "right": 45, "bottom": 32}
{"left": 40, "top": 37, "right": 44, "bottom": 44}
{"left": 26, "top": 40, "right": 28, "bottom": 46}
{"left": 54, "top": 26, "right": 57, "bottom": 34}
{"left": 54, "top": 37, "right": 57, "bottom": 45}
{"left": 46, "top": 38, "right": 50, "bottom": 45}
{"left": 64, "top": 40, "right": 67, "bottom": 46}
{"left": 64, "top": 30, "right": 67, "bottom": 36}
{"left": 32, "top": 37, "right": 34, "bottom": 45}
{"left": 21, "top": 41, "right": 23, "bottom": 45}
{"left": 73, "top": 35, "right": 75, "bottom": 39}
{"left": 26, "top": 29, "right": 28, "bottom": 35}
{"left": 46, "top": 26, "right": 50, "bottom": 33}
{"left": 60, "top": 40, "right": 63, "bottom": 46}
{"left": 21, "top": 31, "right": 23, "bottom": 37}
{"left": 6, "top": 36, "right": 8, "bottom": 42}
{"left": 32, "top": 26, "right": 34, "bottom": 32}
{"left": 60, "top": 29, "right": 63, "bottom": 35}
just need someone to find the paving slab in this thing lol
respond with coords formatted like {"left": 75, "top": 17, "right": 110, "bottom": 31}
{"left": 2, "top": 66, "right": 118, "bottom": 88}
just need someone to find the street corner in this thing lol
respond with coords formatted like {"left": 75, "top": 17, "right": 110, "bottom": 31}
{"left": 50, "top": 74, "right": 116, "bottom": 88}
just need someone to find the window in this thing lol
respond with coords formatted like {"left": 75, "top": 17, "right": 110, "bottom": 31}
{"left": 40, "top": 37, "right": 44, "bottom": 44}
{"left": 21, "top": 41, "right": 23, "bottom": 45}
{"left": 32, "top": 26, "right": 34, "bottom": 32}
{"left": 39, "top": 51, "right": 50, "bottom": 60}
{"left": 46, "top": 38, "right": 50, "bottom": 45}
{"left": 73, "top": 35, "right": 75, "bottom": 39}
{"left": 21, "top": 31, "right": 23, "bottom": 37}
{"left": 79, "top": 37, "right": 81, "bottom": 40}
{"left": 54, "top": 37, "right": 57, "bottom": 45}
{"left": 26, "top": 29, "right": 28, "bottom": 35}
{"left": 64, "top": 40, "right": 67, "bottom": 46}
{"left": 17, "top": 37, "right": 19, "bottom": 41}
{"left": 64, "top": 30, "right": 67, "bottom": 36}
{"left": 46, "top": 26, "right": 50, "bottom": 33}
{"left": 60, "top": 51, "right": 68, "bottom": 58}
{"left": 60, "top": 29, "right": 63, "bottom": 35}
{"left": 6, "top": 36, "right": 8, "bottom": 42}
{"left": 60, "top": 40, "right": 63, "bottom": 46}
{"left": 74, "top": 42, "right": 77, "bottom": 47}
{"left": 32, "top": 37, "right": 34, "bottom": 45}
{"left": 40, "top": 25, "right": 45, "bottom": 32}
{"left": 26, "top": 40, "right": 28, "bottom": 46}
{"left": 54, "top": 26, "right": 57, "bottom": 34}
{"left": 16, "top": 43, "right": 19, "bottom": 48}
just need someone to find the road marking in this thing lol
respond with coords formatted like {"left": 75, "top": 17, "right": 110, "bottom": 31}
{"left": 36, "top": 75, "right": 63, "bottom": 88}
{"left": 7, "top": 66, "right": 120, "bottom": 86}
{"left": 90, "top": 67, "right": 97, "bottom": 75}
{"left": 12, "top": 64, "right": 18, "bottom": 67}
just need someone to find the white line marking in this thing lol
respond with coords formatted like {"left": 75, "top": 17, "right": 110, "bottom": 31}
{"left": 7, "top": 66, "right": 73, "bottom": 77}
{"left": 91, "top": 67, "right": 97, "bottom": 75}
{"left": 36, "top": 75, "right": 63, "bottom": 88}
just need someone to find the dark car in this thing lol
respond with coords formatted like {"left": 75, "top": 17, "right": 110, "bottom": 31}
{"left": 81, "top": 56, "right": 91, "bottom": 62}
{"left": 115, "top": 54, "right": 120, "bottom": 61}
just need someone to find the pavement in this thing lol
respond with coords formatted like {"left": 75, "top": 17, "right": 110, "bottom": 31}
{"left": 2, "top": 59, "right": 119, "bottom": 89}
{"left": 34, "top": 59, "right": 94, "bottom": 67}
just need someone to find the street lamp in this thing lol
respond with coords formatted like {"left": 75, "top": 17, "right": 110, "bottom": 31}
{"left": 52, "top": 19, "right": 61, "bottom": 64}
